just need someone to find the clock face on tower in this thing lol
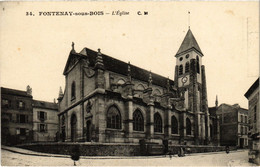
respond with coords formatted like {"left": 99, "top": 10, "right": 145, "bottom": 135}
{"left": 181, "top": 76, "right": 188, "bottom": 83}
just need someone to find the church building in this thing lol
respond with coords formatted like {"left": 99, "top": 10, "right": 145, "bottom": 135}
{"left": 57, "top": 29, "right": 219, "bottom": 145}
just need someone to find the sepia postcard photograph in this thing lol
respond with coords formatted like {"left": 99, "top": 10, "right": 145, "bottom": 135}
{"left": 0, "top": 1, "right": 259, "bottom": 166}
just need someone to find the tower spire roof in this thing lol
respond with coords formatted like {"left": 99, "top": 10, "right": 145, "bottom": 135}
{"left": 175, "top": 29, "right": 203, "bottom": 57}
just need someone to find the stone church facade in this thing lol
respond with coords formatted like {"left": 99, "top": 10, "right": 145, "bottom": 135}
{"left": 57, "top": 29, "right": 219, "bottom": 145}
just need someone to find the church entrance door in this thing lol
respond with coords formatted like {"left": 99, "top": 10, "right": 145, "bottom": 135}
{"left": 86, "top": 120, "right": 91, "bottom": 142}
{"left": 71, "top": 114, "right": 77, "bottom": 142}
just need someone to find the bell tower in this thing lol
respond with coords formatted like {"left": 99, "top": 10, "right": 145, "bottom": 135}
{"left": 174, "top": 29, "right": 210, "bottom": 145}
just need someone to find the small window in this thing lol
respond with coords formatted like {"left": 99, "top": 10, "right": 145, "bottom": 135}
{"left": 185, "top": 54, "right": 189, "bottom": 59}
{"left": 171, "top": 116, "right": 178, "bottom": 134}
{"left": 245, "top": 116, "right": 247, "bottom": 123}
{"left": 196, "top": 56, "right": 200, "bottom": 74}
{"left": 179, "top": 57, "right": 183, "bottom": 61}
{"left": 1, "top": 113, "right": 12, "bottom": 122}
{"left": 240, "top": 115, "right": 243, "bottom": 123}
{"left": 62, "top": 115, "right": 65, "bottom": 126}
{"left": 20, "top": 128, "right": 26, "bottom": 136}
{"left": 179, "top": 65, "right": 183, "bottom": 75}
{"left": 185, "top": 62, "right": 190, "bottom": 73}
{"left": 254, "top": 106, "right": 257, "bottom": 122}
{"left": 17, "top": 101, "right": 25, "bottom": 109}
{"left": 154, "top": 113, "right": 162, "bottom": 133}
{"left": 2, "top": 99, "right": 11, "bottom": 108}
{"left": 38, "top": 111, "right": 47, "bottom": 121}
{"left": 186, "top": 118, "right": 192, "bottom": 135}
{"left": 17, "top": 114, "right": 28, "bottom": 123}
{"left": 71, "top": 81, "right": 76, "bottom": 100}
{"left": 39, "top": 124, "right": 47, "bottom": 132}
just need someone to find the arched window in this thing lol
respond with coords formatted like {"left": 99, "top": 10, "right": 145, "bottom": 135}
{"left": 71, "top": 81, "right": 76, "bottom": 99}
{"left": 154, "top": 113, "right": 162, "bottom": 133}
{"left": 171, "top": 116, "right": 178, "bottom": 134}
{"left": 196, "top": 56, "right": 200, "bottom": 74}
{"left": 179, "top": 65, "right": 183, "bottom": 75}
{"left": 107, "top": 106, "right": 121, "bottom": 129}
{"left": 186, "top": 118, "right": 191, "bottom": 135}
{"left": 185, "top": 62, "right": 190, "bottom": 73}
{"left": 133, "top": 110, "right": 144, "bottom": 131}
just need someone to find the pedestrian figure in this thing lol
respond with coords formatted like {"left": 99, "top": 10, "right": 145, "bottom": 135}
{"left": 225, "top": 146, "right": 230, "bottom": 154}
{"left": 178, "top": 147, "right": 185, "bottom": 157}
{"left": 169, "top": 151, "right": 173, "bottom": 159}
{"left": 71, "top": 145, "right": 80, "bottom": 166}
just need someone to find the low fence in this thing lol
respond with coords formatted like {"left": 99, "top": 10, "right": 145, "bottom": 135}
{"left": 17, "top": 142, "right": 236, "bottom": 156}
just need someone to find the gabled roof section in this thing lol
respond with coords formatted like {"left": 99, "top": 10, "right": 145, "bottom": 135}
{"left": 33, "top": 100, "right": 58, "bottom": 110}
{"left": 1, "top": 87, "right": 32, "bottom": 98}
{"left": 79, "top": 47, "right": 175, "bottom": 89}
{"left": 63, "top": 52, "right": 82, "bottom": 75}
{"left": 175, "top": 29, "right": 203, "bottom": 57}
{"left": 244, "top": 77, "right": 259, "bottom": 99}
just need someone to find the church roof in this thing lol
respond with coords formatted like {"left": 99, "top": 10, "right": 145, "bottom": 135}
{"left": 175, "top": 29, "right": 203, "bottom": 57}
{"left": 76, "top": 48, "right": 175, "bottom": 89}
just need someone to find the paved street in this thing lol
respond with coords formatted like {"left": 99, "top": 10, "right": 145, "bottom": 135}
{"left": 1, "top": 146, "right": 256, "bottom": 166}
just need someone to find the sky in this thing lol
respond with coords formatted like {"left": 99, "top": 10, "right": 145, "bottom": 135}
{"left": 0, "top": 1, "right": 259, "bottom": 109}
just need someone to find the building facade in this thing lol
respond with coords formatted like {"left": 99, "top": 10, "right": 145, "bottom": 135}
{"left": 33, "top": 100, "right": 58, "bottom": 142}
{"left": 1, "top": 86, "right": 34, "bottom": 145}
{"left": 57, "top": 29, "right": 219, "bottom": 145}
{"left": 209, "top": 103, "right": 248, "bottom": 148}
{"left": 245, "top": 78, "right": 260, "bottom": 165}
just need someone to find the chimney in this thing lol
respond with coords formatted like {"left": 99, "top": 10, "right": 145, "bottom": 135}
{"left": 26, "top": 85, "right": 32, "bottom": 96}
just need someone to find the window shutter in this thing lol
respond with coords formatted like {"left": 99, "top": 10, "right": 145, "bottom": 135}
{"left": 37, "top": 111, "right": 40, "bottom": 120}
{"left": 45, "top": 124, "right": 48, "bottom": 132}
{"left": 25, "top": 115, "right": 28, "bottom": 123}
{"left": 37, "top": 124, "right": 40, "bottom": 132}
{"left": 44, "top": 112, "right": 47, "bottom": 120}
{"left": 16, "top": 128, "right": 20, "bottom": 135}
{"left": 16, "top": 114, "right": 20, "bottom": 123}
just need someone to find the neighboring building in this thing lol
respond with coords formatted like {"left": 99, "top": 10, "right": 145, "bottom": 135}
{"left": 1, "top": 86, "right": 34, "bottom": 145}
{"left": 32, "top": 100, "right": 58, "bottom": 142}
{"left": 209, "top": 101, "right": 248, "bottom": 148}
{"left": 245, "top": 78, "right": 260, "bottom": 165}
{"left": 57, "top": 29, "right": 219, "bottom": 145}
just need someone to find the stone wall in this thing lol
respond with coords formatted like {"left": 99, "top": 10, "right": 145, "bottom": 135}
{"left": 18, "top": 143, "right": 140, "bottom": 156}
{"left": 18, "top": 142, "right": 233, "bottom": 156}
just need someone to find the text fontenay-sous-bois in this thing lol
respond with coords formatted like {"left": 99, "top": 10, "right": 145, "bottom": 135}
{"left": 26, "top": 11, "right": 148, "bottom": 16}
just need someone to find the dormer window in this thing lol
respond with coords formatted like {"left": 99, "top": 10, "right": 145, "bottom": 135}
{"left": 71, "top": 81, "right": 76, "bottom": 100}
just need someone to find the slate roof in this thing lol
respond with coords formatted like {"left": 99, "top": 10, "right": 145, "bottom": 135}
{"left": 175, "top": 29, "right": 203, "bottom": 57}
{"left": 1, "top": 87, "right": 32, "bottom": 98}
{"left": 74, "top": 47, "right": 175, "bottom": 89}
{"left": 244, "top": 77, "right": 259, "bottom": 99}
{"left": 33, "top": 100, "right": 58, "bottom": 110}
